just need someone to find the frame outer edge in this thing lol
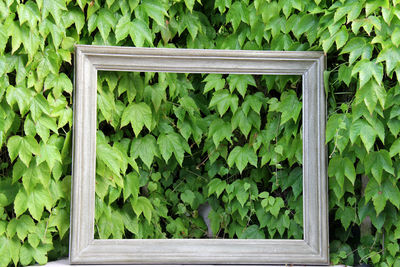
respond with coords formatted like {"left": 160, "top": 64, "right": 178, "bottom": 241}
{"left": 69, "top": 46, "right": 80, "bottom": 263}
{"left": 69, "top": 46, "right": 328, "bottom": 265}
{"left": 318, "top": 54, "right": 329, "bottom": 264}
{"left": 302, "top": 55, "right": 329, "bottom": 264}
{"left": 70, "top": 46, "right": 97, "bottom": 263}
{"left": 75, "top": 44, "right": 325, "bottom": 60}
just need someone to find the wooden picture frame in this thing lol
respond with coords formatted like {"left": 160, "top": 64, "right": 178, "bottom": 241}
{"left": 70, "top": 45, "right": 328, "bottom": 265}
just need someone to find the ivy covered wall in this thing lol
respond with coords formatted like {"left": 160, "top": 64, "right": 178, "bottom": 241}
{"left": 0, "top": 0, "right": 400, "bottom": 266}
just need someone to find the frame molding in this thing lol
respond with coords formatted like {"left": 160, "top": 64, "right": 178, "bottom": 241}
{"left": 70, "top": 45, "right": 328, "bottom": 265}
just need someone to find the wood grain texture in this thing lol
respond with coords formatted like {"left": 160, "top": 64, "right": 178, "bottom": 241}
{"left": 70, "top": 45, "right": 328, "bottom": 265}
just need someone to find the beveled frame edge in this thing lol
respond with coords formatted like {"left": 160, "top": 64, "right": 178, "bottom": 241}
{"left": 70, "top": 45, "right": 328, "bottom": 265}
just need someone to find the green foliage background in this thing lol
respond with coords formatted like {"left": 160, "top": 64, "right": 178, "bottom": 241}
{"left": 1, "top": 0, "right": 400, "bottom": 265}
{"left": 94, "top": 69, "right": 304, "bottom": 241}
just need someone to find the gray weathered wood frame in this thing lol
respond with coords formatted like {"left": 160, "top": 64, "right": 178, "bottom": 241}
{"left": 70, "top": 45, "right": 328, "bottom": 265}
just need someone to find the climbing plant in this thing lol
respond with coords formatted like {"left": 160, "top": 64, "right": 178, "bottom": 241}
{"left": 0, "top": 0, "right": 400, "bottom": 266}
{"left": 94, "top": 71, "right": 303, "bottom": 241}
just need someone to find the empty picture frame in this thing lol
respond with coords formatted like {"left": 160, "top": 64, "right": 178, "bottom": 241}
{"left": 70, "top": 45, "right": 328, "bottom": 265}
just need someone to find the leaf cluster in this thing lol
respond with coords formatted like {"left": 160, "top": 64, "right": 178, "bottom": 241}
{"left": 94, "top": 70, "right": 303, "bottom": 242}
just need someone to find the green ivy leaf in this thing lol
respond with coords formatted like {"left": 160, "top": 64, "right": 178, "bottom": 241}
{"left": 343, "top": 157, "right": 356, "bottom": 185}
{"left": 387, "top": 242, "right": 399, "bottom": 257}
{"left": 390, "top": 138, "right": 400, "bottom": 157}
{"left": 39, "top": 18, "right": 64, "bottom": 49}
{"left": 235, "top": 189, "right": 248, "bottom": 207}
{"left": 355, "top": 82, "right": 379, "bottom": 116}
{"left": 335, "top": 206, "right": 354, "bottom": 230}
{"left": 96, "top": 133, "right": 124, "bottom": 178}
{"left": 17, "top": 1, "right": 40, "bottom": 29}
{"left": 0, "top": 222, "right": 6, "bottom": 236}
{"left": 231, "top": 109, "right": 252, "bottom": 137}
{"left": 203, "top": 74, "right": 225, "bottom": 94}
{"left": 335, "top": 26, "right": 348, "bottom": 49}
{"left": 14, "top": 189, "right": 28, "bottom": 217}
{"left": 144, "top": 84, "right": 166, "bottom": 111}
{"left": 178, "top": 95, "right": 199, "bottom": 117}
{"left": 19, "top": 243, "right": 48, "bottom": 266}
{"left": 286, "top": 167, "right": 302, "bottom": 199}
{"left": 227, "top": 145, "right": 257, "bottom": 173}
{"left": 27, "top": 185, "right": 52, "bottom": 221}
{"left": 20, "top": 25, "right": 41, "bottom": 60}
{"left": 0, "top": 236, "right": 20, "bottom": 266}
{"left": 30, "top": 94, "right": 50, "bottom": 122}
{"left": 6, "top": 86, "right": 33, "bottom": 116}
{"left": 226, "top": 2, "right": 248, "bottom": 32}
{"left": 181, "top": 189, "right": 195, "bottom": 207}
{"left": 157, "top": 132, "right": 191, "bottom": 166}
{"left": 106, "top": 0, "right": 116, "bottom": 8}
{"left": 48, "top": 207, "right": 69, "bottom": 239}
{"left": 36, "top": 143, "right": 62, "bottom": 171}
{"left": 388, "top": 118, "right": 400, "bottom": 137}
{"left": 209, "top": 89, "right": 238, "bottom": 116}
{"left": 328, "top": 155, "right": 345, "bottom": 189}
{"left": 128, "top": 0, "right": 140, "bottom": 11}
{"left": 141, "top": 0, "right": 168, "bottom": 27}
{"left": 208, "top": 209, "right": 221, "bottom": 236}
{"left": 227, "top": 74, "right": 256, "bottom": 98}
{"left": 28, "top": 233, "right": 40, "bottom": 248}
{"left": 242, "top": 92, "right": 264, "bottom": 116}
{"left": 207, "top": 178, "right": 226, "bottom": 197}
{"left": 9, "top": 215, "right": 35, "bottom": 241}
{"left": 366, "top": 0, "right": 388, "bottom": 15}
{"left": 7, "top": 136, "right": 40, "bottom": 167}
{"left": 96, "top": 9, "right": 116, "bottom": 42}
{"left": 120, "top": 102, "right": 152, "bottom": 136}
{"left": 37, "top": 48, "right": 61, "bottom": 81}
{"left": 383, "top": 179, "right": 400, "bottom": 209}
{"left": 115, "top": 15, "right": 131, "bottom": 42}
{"left": 42, "top": 0, "right": 67, "bottom": 26}
{"left": 350, "top": 119, "right": 376, "bottom": 152}
{"left": 277, "top": 90, "right": 302, "bottom": 124}
{"left": 292, "top": 14, "right": 316, "bottom": 38}
{"left": 214, "top": 0, "right": 231, "bottom": 13}
{"left": 352, "top": 59, "right": 383, "bottom": 88}
{"left": 98, "top": 89, "right": 116, "bottom": 124}
{"left": 326, "top": 114, "right": 344, "bottom": 143}
{"left": 130, "top": 19, "right": 153, "bottom": 47}
{"left": 131, "top": 196, "right": 153, "bottom": 222}
{"left": 334, "top": 1, "right": 362, "bottom": 22}
{"left": 241, "top": 225, "right": 265, "bottom": 239}
{"left": 123, "top": 172, "right": 140, "bottom": 201}
{"left": 392, "top": 27, "right": 400, "bottom": 48}
{"left": 22, "top": 161, "right": 51, "bottom": 192}
{"left": 44, "top": 73, "right": 73, "bottom": 96}
{"left": 365, "top": 150, "right": 395, "bottom": 184}
{"left": 372, "top": 192, "right": 386, "bottom": 215}
{"left": 179, "top": 12, "right": 202, "bottom": 40}
{"left": 118, "top": 72, "right": 141, "bottom": 102}
{"left": 338, "top": 64, "right": 352, "bottom": 86}
{"left": 208, "top": 118, "right": 232, "bottom": 147}
{"left": 130, "top": 135, "right": 159, "bottom": 169}
{"left": 184, "top": 0, "right": 195, "bottom": 12}
{"left": 0, "top": 24, "right": 7, "bottom": 55}
{"left": 62, "top": 7, "right": 85, "bottom": 34}
{"left": 377, "top": 46, "right": 400, "bottom": 76}
{"left": 269, "top": 197, "right": 284, "bottom": 217}
{"left": 7, "top": 20, "right": 22, "bottom": 54}
{"left": 341, "top": 37, "right": 370, "bottom": 65}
